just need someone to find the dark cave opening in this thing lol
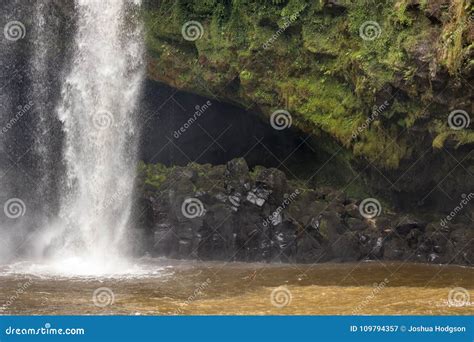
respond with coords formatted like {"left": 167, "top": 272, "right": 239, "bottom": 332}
{"left": 138, "top": 80, "right": 349, "bottom": 185}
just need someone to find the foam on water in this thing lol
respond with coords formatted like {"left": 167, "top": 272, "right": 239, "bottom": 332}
{"left": 0, "top": 257, "right": 172, "bottom": 279}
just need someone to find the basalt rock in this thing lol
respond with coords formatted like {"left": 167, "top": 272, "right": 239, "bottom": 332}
{"left": 136, "top": 158, "right": 473, "bottom": 266}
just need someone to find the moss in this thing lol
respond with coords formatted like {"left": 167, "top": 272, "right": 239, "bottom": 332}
{"left": 249, "top": 165, "right": 267, "bottom": 180}
{"left": 440, "top": 0, "right": 471, "bottom": 74}
{"left": 318, "top": 219, "right": 329, "bottom": 240}
{"left": 138, "top": 161, "right": 171, "bottom": 189}
{"left": 432, "top": 132, "right": 450, "bottom": 149}
{"left": 143, "top": 0, "right": 472, "bottom": 175}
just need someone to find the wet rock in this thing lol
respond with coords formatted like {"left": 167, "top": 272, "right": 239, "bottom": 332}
{"left": 289, "top": 190, "right": 325, "bottom": 226}
{"left": 271, "top": 221, "right": 298, "bottom": 262}
{"left": 345, "top": 203, "right": 362, "bottom": 219}
{"left": 428, "top": 253, "right": 439, "bottom": 263}
{"left": 226, "top": 157, "right": 249, "bottom": 178}
{"left": 373, "top": 217, "right": 393, "bottom": 231}
{"left": 331, "top": 232, "right": 360, "bottom": 261}
{"left": 357, "top": 231, "right": 381, "bottom": 259}
{"left": 406, "top": 228, "right": 423, "bottom": 249}
{"left": 383, "top": 237, "right": 409, "bottom": 260}
{"left": 308, "top": 215, "right": 322, "bottom": 231}
{"left": 152, "top": 223, "right": 174, "bottom": 256}
{"left": 199, "top": 203, "right": 235, "bottom": 260}
{"left": 214, "top": 192, "right": 227, "bottom": 203}
{"left": 345, "top": 217, "right": 368, "bottom": 231}
{"left": 138, "top": 158, "right": 472, "bottom": 266}
{"left": 224, "top": 159, "right": 249, "bottom": 193}
{"left": 228, "top": 194, "right": 241, "bottom": 211}
{"left": 296, "top": 230, "right": 329, "bottom": 263}
{"left": 319, "top": 212, "right": 345, "bottom": 241}
{"left": 371, "top": 237, "right": 384, "bottom": 258}
{"left": 270, "top": 212, "right": 282, "bottom": 226}
{"left": 395, "top": 217, "right": 427, "bottom": 235}
{"left": 255, "top": 168, "right": 288, "bottom": 200}
{"left": 246, "top": 191, "right": 266, "bottom": 207}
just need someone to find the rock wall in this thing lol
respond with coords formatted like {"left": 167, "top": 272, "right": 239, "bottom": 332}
{"left": 136, "top": 158, "right": 473, "bottom": 265}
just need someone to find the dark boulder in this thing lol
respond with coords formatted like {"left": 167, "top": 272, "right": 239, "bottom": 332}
{"left": 136, "top": 158, "right": 472, "bottom": 266}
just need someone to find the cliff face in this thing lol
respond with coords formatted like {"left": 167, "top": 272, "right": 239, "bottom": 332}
{"left": 136, "top": 158, "right": 474, "bottom": 265}
{"left": 142, "top": 0, "right": 473, "bottom": 210}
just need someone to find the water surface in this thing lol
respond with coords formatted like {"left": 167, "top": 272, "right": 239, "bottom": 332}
{"left": 0, "top": 259, "right": 472, "bottom": 315}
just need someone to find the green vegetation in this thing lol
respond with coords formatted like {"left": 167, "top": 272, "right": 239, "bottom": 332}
{"left": 138, "top": 161, "right": 171, "bottom": 189}
{"left": 142, "top": 0, "right": 473, "bottom": 177}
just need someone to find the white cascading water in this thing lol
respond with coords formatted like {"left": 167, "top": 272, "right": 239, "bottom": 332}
{"left": 35, "top": 0, "right": 145, "bottom": 275}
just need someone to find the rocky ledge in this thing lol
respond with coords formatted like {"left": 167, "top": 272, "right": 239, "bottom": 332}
{"left": 136, "top": 158, "right": 473, "bottom": 265}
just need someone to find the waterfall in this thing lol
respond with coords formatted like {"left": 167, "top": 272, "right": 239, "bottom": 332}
{"left": 31, "top": 0, "right": 145, "bottom": 274}
{"left": 0, "top": 0, "right": 144, "bottom": 274}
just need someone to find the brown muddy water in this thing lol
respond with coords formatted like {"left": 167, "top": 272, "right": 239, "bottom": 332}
{"left": 0, "top": 259, "right": 473, "bottom": 315}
